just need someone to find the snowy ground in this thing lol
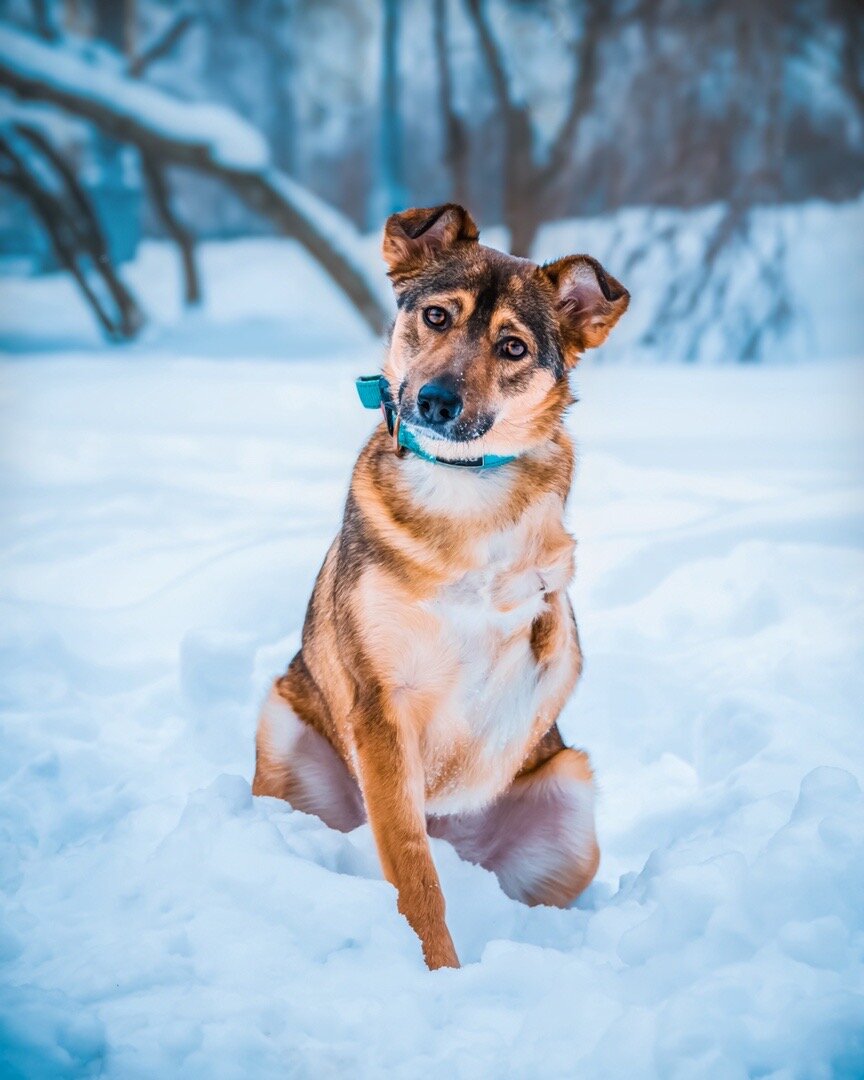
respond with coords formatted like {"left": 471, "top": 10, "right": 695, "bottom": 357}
{"left": 1, "top": 230, "right": 863, "bottom": 1078}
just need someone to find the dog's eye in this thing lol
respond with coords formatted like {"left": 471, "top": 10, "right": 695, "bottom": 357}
{"left": 423, "top": 306, "right": 450, "bottom": 329}
{"left": 500, "top": 337, "right": 528, "bottom": 359}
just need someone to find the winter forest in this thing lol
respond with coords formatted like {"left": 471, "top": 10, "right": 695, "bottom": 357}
{"left": 0, "top": 0, "right": 863, "bottom": 358}
{"left": 1, "top": 2, "right": 864, "bottom": 1079}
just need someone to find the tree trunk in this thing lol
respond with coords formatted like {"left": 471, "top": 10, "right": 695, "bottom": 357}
{"left": 433, "top": 0, "right": 469, "bottom": 206}
{"left": 377, "top": 0, "right": 405, "bottom": 220}
{"left": 127, "top": 17, "right": 202, "bottom": 308}
{"left": 503, "top": 109, "right": 538, "bottom": 257}
{"left": 507, "top": 204, "right": 541, "bottom": 260}
{"left": 141, "top": 158, "right": 201, "bottom": 306}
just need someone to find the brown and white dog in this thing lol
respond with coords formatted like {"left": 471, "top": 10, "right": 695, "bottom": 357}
{"left": 253, "top": 204, "right": 629, "bottom": 969}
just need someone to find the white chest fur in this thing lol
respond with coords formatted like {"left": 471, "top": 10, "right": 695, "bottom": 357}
{"left": 356, "top": 471, "right": 579, "bottom": 816}
{"left": 420, "top": 502, "right": 577, "bottom": 814}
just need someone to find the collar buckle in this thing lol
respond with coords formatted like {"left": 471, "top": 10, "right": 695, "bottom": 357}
{"left": 381, "top": 402, "right": 405, "bottom": 457}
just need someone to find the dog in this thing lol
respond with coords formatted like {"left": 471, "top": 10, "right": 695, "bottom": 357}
{"left": 253, "top": 204, "right": 629, "bottom": 969}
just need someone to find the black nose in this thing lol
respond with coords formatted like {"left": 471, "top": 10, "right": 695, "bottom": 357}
{"left": 417, "top": 381, "right": 463, "bottom": 427}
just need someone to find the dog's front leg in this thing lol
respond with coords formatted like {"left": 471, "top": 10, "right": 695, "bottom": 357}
{"left": 353, "top": 706, "right": 459, "bottom": 970}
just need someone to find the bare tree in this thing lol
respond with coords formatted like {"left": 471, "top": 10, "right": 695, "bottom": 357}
{"left": 432, "top": 0, "right": 469, "bottom": 207}
{"left": 377, "top": 0, "right": 406, "bottom": 218}
{"left": 462, "top": 0, "right": 609, "bottom": 256}
{"left": 232, "top": 0, "right": 298, "bottom": 175}
{"left": 634, "top": 0, "right": 793, "bottom": 362}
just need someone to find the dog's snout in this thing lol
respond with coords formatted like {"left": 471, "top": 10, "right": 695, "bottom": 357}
{"left": 417, "top": 381, "right": 463, "bottom": 427}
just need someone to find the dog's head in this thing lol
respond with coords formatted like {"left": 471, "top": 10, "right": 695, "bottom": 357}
{"left": 381, "top": 203, "right": 629, "bottom": 461}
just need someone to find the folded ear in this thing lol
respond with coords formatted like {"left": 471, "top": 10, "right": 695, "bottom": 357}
{"left": 542, "top": 255, "right": 629, "bottom": 364}
{"left": 382, "top": 203, "right": 479, "bottom": 285}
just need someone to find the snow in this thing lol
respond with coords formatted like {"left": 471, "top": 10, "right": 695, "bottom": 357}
{"left": 1, "top": 224, "right": 863, "bottom": 1078}
{"left": 534, "top": 198, "right": 864, "bottom": 364}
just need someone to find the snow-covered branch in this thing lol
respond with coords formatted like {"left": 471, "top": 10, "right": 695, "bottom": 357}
{"left": 0, "top": 25, "right": 391, "bottom": 336}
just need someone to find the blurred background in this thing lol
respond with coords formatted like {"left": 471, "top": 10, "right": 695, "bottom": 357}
{"left": 0, "top": 0, "right": 862, "bottom": 361}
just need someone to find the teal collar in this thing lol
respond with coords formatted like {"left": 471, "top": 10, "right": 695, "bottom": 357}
{"left": 355, "top": 375, "right": 517, "bottom": 470}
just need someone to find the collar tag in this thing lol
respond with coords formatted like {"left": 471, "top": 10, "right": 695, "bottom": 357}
{"left": 355, "top": 375, "right": 384, "bottom": 410}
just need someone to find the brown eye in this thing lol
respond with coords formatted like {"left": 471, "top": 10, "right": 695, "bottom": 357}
{"left": 423, "top": 306, "right": 449, "bottom": 329}
{"left": 501, "top": 337, "right": 527, "bottom": 359}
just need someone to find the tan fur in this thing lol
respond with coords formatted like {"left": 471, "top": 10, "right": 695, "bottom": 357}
{"left": 253, "top": 205, "right": 628, "bottom": 969}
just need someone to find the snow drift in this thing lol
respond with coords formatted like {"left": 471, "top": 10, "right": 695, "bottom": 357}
{"left": 0, "top": 211, "right": 863, "bottom": 1077}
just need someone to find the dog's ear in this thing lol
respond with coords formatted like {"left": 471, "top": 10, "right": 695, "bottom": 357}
{"left": 542, "top": 255, "right": 629, "bottom": 364}
{"left": 382, "top": 204, "right": 479, "bottom": 284}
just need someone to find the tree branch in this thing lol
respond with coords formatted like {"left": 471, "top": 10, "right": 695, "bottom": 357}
{"left": 14, "top": 122, "right": 109, "bottom": 252}
{"left": 141, "top": 156, "right": 201, "bottom": 305}
{"left": 462, "top": 0, "right": 538, "bottom": 254}
{"left": 433, "top": 0, "right": 469, "bottom": 205}
{"left": 29, "top": 0, "right": 59, "bottom": 41}
{"left": 0, "top": 125, "right": 143, "bottom": 339}
{"left": 537, "top": 2, "right": 606, "bottom": 188}
{"left": 13, "top": 123, "right": 144, "bottom": 336}
{"left": 0, "top": 25, "right": 390, "bottom": 336}
{"left": 834, "top": 0, "right": 864, "bottom": 120}
{"left": 124, "top": 19, "right": 203, "bottom": 308}
{"left": 129, "top": 10, "right": 197, "bottom": 78}
{"left": 463, "top": 0, "right": 512, "bottom": 117}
